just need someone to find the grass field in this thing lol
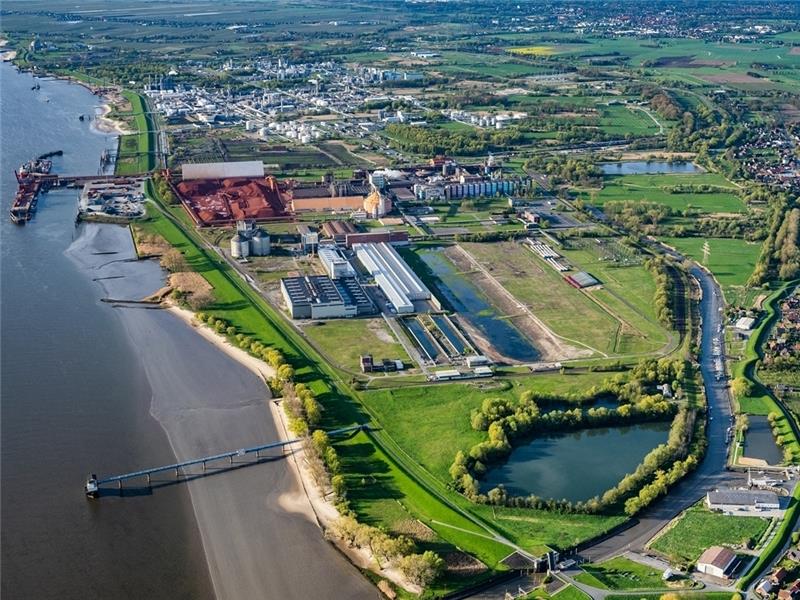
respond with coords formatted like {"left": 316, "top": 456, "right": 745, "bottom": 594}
{"left": 575, "top": 556, "right": 681, "bottom": 591}
{"left": 524, "top": 584, "right": 591, "bottom": 600}
{"left": 660, "top": 237, "right": 760, "bottom": 300}
{"left": 582, "top": 173, "right": 744, "bottom": 214}
{"left": 300, "top": 318, "right": 411, "bottom": 373}
{"left": 649, "top": 504, "right": 771, "bottom": 565}
{"left": 462, "top": 241, "right": 670, "bottom": 357}
{"left": 472, "top": 504, "right": 626, "bottom": 554}
{"left": 362, "top": 371, "right": 612, "bottom": 481}
{"left": 115, "top": 91, "right": 155, "bottom": 175}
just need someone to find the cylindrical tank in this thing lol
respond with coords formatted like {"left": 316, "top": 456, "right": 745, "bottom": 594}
{"left": 230, "top": 234, "right": 250, "bottom": 258}
{"left": 250, "top": 229, "right": 271, "bottom": 256}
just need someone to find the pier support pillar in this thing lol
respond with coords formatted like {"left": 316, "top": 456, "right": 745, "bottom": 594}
{"left": 202, "top": 461, "right": 206, "bottom": 472}
{"left": 146, "top": 473, "right": 151, "bottom": 486}
{"left": 175, "top": 467, "right": 179, "bottom": 478}
{"left": 256, "top": 450, "right": 260, "bottom": 459}
{"left": 229, "top": 456, "right": 233, "bottom": 465}
{"left": 118, "top": 481, "right": 122, "bottom": 489}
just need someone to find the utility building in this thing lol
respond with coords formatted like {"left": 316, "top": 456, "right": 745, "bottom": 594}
{"left": 319, "top": 245, "right": 356, "bottom": 278}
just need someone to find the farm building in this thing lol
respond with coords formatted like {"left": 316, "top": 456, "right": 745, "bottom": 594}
{"left": 696, "top": 546, "right": 738, "bottom": 579}
{"left": 354, "top": 242, "right": 430, "bottom": 314}
{"left": 706, "top": 489, "right": 781, "bottom": 513}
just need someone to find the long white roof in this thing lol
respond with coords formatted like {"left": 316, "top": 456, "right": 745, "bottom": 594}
{"left": 182, "top": 161, "right": 265, "bottom": 180}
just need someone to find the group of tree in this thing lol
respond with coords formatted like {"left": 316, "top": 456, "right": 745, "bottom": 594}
{"left": 152, "top": 171, "right": 179, "bottom": 205}
{"left": 449, "top": 358, "right": 690, "bottom": 510}
{"left": 525, "top": 155, "right": 602, "bottom": 186}
{"left": 329, "top": 516, "right": 443, "bottom": 588}
{"left": 282, "top": 381, "right": 323, "bottom": 436}
{"left": 385, "top": 123, "right": 523, "bottom": 156}
{"left": 194, "top": 313, "right": 292, "bottom": 390}
{"left": 747, "top": 189, "right": 799, "bottom": 285}
{"left": 603, "top": 200, "right": 674, "bottom": 234}
{"left": 644, "top": 256, "right": 676, "bottom": 327}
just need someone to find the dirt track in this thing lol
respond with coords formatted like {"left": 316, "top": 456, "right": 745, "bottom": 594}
{"left": 443, "top": 245, "right": 592, "bottom": 362}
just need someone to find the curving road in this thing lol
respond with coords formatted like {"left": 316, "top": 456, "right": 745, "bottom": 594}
{"left": 578, "top": 266, "right": 745, "bottom": 562}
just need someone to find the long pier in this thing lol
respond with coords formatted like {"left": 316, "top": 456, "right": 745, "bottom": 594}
{"left": 85, "top": 424, "right": 368, "bottom": 496}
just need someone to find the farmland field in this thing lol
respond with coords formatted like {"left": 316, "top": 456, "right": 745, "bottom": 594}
{"left": 660, "top": 237, "right": 761, "bottom": 296}
{"left": 461, "top": 241, "right": 669, "bottom": 357}
{"left": 582, "top": 172, "right": 744, "bottom": 214}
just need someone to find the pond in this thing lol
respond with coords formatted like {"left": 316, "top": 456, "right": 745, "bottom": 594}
{"left": 600, "top": 161, "right": 701, "bottom": 175}
{"left": 417, "top": 248, "right": 540, "bottom": 363}
{"left": 743, "top": 415, "right": 783, "bottom": 466}
{"left": 481, "top": 421, "right": 671, "bottom": 502}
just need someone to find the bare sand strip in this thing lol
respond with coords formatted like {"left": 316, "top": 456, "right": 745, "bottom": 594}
{"left": 71, "top": 224, "right": 375, "bottom": 600}
{"left": 92, "top": 103, "right": 135, "bottom": 135}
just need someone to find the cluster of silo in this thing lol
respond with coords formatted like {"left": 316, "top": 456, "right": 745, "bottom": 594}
{"left": 230, "top": 220, "right": 271, "bottom": 259}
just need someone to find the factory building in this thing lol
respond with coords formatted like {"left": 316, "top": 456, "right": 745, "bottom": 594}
{"left": 319, "top": 245, "right": 356, "bottom": 278}
{"left": 230, "top": 220, "right": 270, "bottom": 258}
{"left": 296, "top": 224, "right": 319, "bottom": 254}
{"left": 322, "top": 220, "right": 358, "bottom": 245}
{"left": 354, "top": 242, "right": 430, "bottom": 314}
{"left": 413, "top": 177, "right": 529, "bottom": 202}
{"left": 363, "top": 189, "right": 392, "bottom": 218}
{"left": 281, "top": 274, "right": 374, "bottom": 319}
{"left": 182, "top": 160, "right": 265, "bottom": 181}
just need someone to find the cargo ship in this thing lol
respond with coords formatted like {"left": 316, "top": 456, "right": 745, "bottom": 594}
{"left": 9, "top": 157, "right": 53, "bottom": 224}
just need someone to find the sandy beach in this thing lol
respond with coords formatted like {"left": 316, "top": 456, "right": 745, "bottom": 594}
{"left": 68, "top": 223, "right": 376, "bottom": 600}
{"left": 93, "top": 102, "right": 135, "bottom": 135}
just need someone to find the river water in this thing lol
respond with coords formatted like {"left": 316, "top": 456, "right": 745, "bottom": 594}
{"left": 1, "top": 63, "right": 374, "bottom": 600}
{"left": 0, "top": 63, "right": 214, "bottom": 599}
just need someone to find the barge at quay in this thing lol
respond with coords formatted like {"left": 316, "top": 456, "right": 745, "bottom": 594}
{"left": 10, "top": 156, "right": 55, "bottom": 224}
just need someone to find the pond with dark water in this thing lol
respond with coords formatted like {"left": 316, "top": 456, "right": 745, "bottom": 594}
{"left": 481, "top": 421, "right": 671, "bottom": 502}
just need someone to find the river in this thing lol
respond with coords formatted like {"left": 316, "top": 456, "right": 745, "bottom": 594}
{"left": 0, "top": 63, "right": 374, "bottom": 599}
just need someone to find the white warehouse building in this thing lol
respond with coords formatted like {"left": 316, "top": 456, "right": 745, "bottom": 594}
{"left": 319, "top": 245, "right": 356, "bottom": 279}
{"left": 354, "top": 242, "right": 430, "bottom": 314}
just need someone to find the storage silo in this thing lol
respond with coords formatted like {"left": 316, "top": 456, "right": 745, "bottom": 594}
{"left": 230, "top": 233, "right": 250, "bottom": 258}
{"left": 250, "top": 228, "right": 271, "bottom": 256}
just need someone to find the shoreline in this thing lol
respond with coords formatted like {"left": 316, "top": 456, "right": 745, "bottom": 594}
{"left": 93, "top": 102, "right": 135, "bottom": 136}
{"left": 70, "top": 222, "right": 375, "bottom": 600}
{"left": 167, "top": 302, "right": 416, "bottom": 593}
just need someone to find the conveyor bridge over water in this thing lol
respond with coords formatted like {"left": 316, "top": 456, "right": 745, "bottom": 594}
{"left": 85, "top": 424, "right": 368, "bottom": 497}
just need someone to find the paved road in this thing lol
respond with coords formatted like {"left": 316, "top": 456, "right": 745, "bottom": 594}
{"left": 578, "top": 266, "right": 745, "bottom": 562}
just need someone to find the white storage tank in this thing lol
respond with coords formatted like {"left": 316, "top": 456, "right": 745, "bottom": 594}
{"left": 230, "top": 233, "right": 250, "bottom": 258}
{"left": 250, "top": 228, "right": 271, "bottom": 256}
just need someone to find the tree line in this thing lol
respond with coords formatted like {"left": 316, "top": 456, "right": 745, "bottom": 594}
{"left": 448, "top": 358, "right": 692, "bottom": 515}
